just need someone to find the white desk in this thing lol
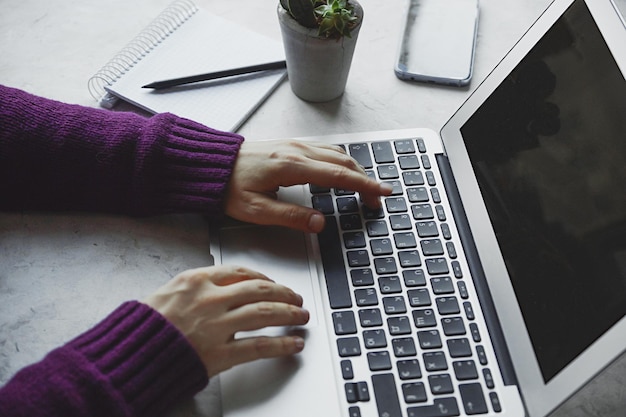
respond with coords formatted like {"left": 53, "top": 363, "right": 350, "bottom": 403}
{"left": 1, "top": 1, "right": 624, "bottom": 416}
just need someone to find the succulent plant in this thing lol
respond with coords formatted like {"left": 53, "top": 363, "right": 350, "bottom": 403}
{"left": 280, "top": 0, "right": 359, "bottom": 39}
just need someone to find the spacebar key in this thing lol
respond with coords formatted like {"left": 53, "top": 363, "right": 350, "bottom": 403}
{"left": 372, "top": 374, "right": 403, "bottom": 417}
{"left": 317, "top": 216, "right": 352, "bottom": 309}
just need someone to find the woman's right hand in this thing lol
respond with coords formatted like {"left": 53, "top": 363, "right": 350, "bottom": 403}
{"left": 143, "top": 265, "right": 310, "bottom": 378}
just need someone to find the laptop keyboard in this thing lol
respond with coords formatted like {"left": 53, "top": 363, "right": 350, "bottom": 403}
{"left": 310, "top": 138, "right": 502, "bottom": 417}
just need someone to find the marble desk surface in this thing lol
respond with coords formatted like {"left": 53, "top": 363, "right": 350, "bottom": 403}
{"left": 1, "top": 0, "right": 624, "bottom": 416}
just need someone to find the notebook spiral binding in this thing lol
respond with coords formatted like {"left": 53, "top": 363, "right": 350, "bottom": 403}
{"left": 87, "top": 0, "right": 199, "bottom": 108}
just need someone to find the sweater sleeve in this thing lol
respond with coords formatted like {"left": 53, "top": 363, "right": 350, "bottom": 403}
{"left": 0, "top": 301, "right": 209, "bottom": 417}
{"left": 0, "top": 84, "right": 244, "bottom": 216}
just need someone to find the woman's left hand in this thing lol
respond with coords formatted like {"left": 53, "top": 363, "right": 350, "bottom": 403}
{"left": 224, "top": 140, "right": 393, "bottom": 233}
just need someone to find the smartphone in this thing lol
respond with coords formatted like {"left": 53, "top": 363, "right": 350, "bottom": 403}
{"left": 395, "top": 0, "right": 479, "bottom": 87}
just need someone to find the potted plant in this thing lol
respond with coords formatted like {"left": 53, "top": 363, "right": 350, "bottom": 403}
{"left": 277, "top": 0, "right": 364, "bottom": 102}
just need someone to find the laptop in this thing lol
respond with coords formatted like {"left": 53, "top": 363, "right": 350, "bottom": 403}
{"left": 210, "top": 0, "right": 626, "bottom": 416}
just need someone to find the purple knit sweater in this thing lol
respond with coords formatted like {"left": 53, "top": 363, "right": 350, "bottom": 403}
{"left": 0, "top": 84, "right": 245, "bottom": 417}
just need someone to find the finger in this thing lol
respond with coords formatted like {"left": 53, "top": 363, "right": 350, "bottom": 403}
{"left": 219, "top": 335, "right": 306, "bottom": 372}
{"left": 225, "top": 301, "right": 310, "bottom": 332}
{"left": 239, "top": 196, "right": 327, "bottom": 233}
{"left": 204, "top": 265, "right": 275, "bottom": 287}
{"left": 221, "top": 278, "right": 305, "bottom": 310}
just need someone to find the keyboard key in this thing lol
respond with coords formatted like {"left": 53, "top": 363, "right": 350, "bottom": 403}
{"left": 378, "top": 164, "right": 399, "bottom": 179}
{"left": 412, "top": 204, "right": 434, "bottom": 220}
{"left": 367, "top": 351, "right": 392, "bottom": 371}
{"left": 372, "top": 374, "right": 403, "bottom": 417}
{"left": 312, "top": 194, "right": 334, "bottom": 214}
{"left": 359, "top": 308, "right": 383, "bottom": 327}
{"left": 477, "top": 346, "right": 488, "bottom": 365}
{"left": 447, "top": 338, "right": 472, "bottom": 358}
{"left": 408, "top": 398, "right": 460, "bottom": 417}
{"left": 453, "top": 360, "right": 479, "bottom": 380}
{"left": 417, "top": 330, "right": 442, "bottom": 349}
{"left": 394, "top": 232, "right": 417, "bottom": 248}
{"left": 337, "top": 337, "right": 361, "bottom": 357}
{"left": 347, "top": 250, "right": 370, "bottom": 267}
{"left": 413, "top": 308, "right": 437, "bottom": 328}
{"left": 358, "top": 380, "right": 370, "bottom": 401}
{"left": 332, "top": 311, "right": 358, "bottom": 334}
{"left": 423, "top": 351, "right": 448, "bottom": 372}
{"left": 395, "top": 139, "right": 416, "bottom": 154}
{"left": 349, "top": 406, "right": 361, "bottom": 417}
{"left": 374, "top": 257, "right": 398, "bottom": 274}
{"left": 337, "top": 196, "right": 359, "bottom": 213}
{"left": 426, "top": 258, "right": 449, "bottom": 275}
{"left": 428, "top": 374, "right": 454, "bottom": 395}
{"left": 464, "top": 301, "right": 475, "bottom": 320}
{"left": 470, "top": 323, "right": 482, "bottom": 342}
{"left": 483, "top": 368, "right": 495, "bottom": 388}
{"left": 403, "top": 382, "right": 428, "bottom": 403}
{"left": 399, "top": 155, "right": 420, "bottom": 170}
{"left": 371, "top": 238, "right": 393, "bottom": 255}
{"left": 388, "top": 316, "right": 412, "bottom": 335}
{"left": 441, "top": 223, "right": 452, "bottom": 240}
{"left": 363, "top": 329, "right": 387, "bottom": 348}
{"left": 425, "top": 171, "right": 437, "bottom": 186}
{"left": 459, "top": 383, "right": 488, "bottom": 414}
{"left": 379, "top": 276, "right": 402, "bottom": 293}
{"left": 402, "top": 171, "right": 425, "bottom": 185}
{"left": 372, "top": 141, "right": 395, "bottom": 163}
{"left": 431, "top": 277, "right": 455, "bottom": 294}
{"left": 340, "top": 214, "right": 362, "bottom": 230}
{"left": 392, "top": 337, "right": 417, "bottom": 357}
{"left": 343, "top": 231, "right": 366, "bottom": 249}
{"left": 390, "top": 214, "right": 412, "bottom": 230}
{"left": 421, "top": 239, "right": 444, "bottom": 256}
{"left": 349, "top": 143, "right": 373, "bottom": 168}
{"left": 399, "top": 250, "right": 421, "bottom": 267}
{"left": 416, "top": 221, "right": 439, "bottom": 238}
{"left": 403, "top": 269, "right": 427, "bottom": 286}
{"left": 407, "top": 186, "right": 430, "bottom": 202}
{"left": 408, "top": 288, "right": 431, "bottom": 307}
{"left": 435, "top": 205, "right": 447, "bottom": 221}
{"left": 383, "top": 296, "right": 407, "bottom": 314}
{"left": 341, "top": 359, "right": 354, "bottom": 379}
{"left": 436, "top": 297, "right": 461, "bottom": 315}
{"left": 416, "top": 138, "right": 427, "bottom": 153}
{"left": 490, "top": 392, "right": 502, "bottom": 413}
{"left": 345, "top": 383, "right": 359, "bottom": 403}
{"left": 421, "top": 154, "right": 432, "bottom": 169}
{"left": 318, "top": 217, "right": 352, "bottom": 308}
{"left": 355, "top": 288, "right": 378, "bottom": 306}
{"left": 386, "top": 197, "right": 408, "bottom": 213}
{"left": 431, "top": 187, "right": 442, "bottom": 203}
{"left": 351, "top": 268, "right": 374, "bottom": 286}
{"left": 397, "top": 359, "right": 422, "bottom": 380}
{"left": 442, "top": 317, "right": 466, "bottom": 336}
{"left": 366, "top": 220, "right": 389, "bottom": 237}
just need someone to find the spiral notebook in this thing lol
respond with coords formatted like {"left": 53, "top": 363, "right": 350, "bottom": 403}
{"left": 88, "top": 0, "right": 286, "bottom": 132}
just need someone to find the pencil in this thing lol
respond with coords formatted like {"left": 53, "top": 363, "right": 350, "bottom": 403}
{"left": 142, "top": 60, "right": 287, "bottom": 89}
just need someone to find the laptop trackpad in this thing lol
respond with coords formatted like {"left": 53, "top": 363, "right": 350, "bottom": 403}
{"left": 216, "top": 224, "right": 319, "bottom": 328}
{"left": 217, "top": 225, "right": 340, "bottom": 417}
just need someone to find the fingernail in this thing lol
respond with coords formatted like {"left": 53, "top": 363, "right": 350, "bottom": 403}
{"left": 308, "top": 213, "right": 325, "bottom": 233}
{"left": 380, "top": 182, "right": 394, "bottom": 194}
{"left": 294, "top": 337, "right": 305, "bottom": 351}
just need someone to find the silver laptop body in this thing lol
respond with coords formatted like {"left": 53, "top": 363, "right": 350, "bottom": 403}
{"left": 211, "top": 0, "right": 626, "bottom": 416}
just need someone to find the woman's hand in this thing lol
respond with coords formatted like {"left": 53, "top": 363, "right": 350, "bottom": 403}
{"left": 225, "top": 140, "right": 393, "bottom": 233}
{"left": 143, "top": 265, "right": 310, "bottom": 378}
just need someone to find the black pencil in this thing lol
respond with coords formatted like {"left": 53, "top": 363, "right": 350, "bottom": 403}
{"left": 142, "top": 60, "right": 287, "bottom": 89}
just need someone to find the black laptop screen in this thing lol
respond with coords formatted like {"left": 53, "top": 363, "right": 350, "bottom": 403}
{"left": 460, "top": 0, "right": 626, "bottom": 383}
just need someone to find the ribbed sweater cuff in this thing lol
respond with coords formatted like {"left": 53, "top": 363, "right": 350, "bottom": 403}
{"left": 67, "top": 301, "right": 209, "bottom": 417}
{"left": 145, "top": 113, "right": 244, "bottom": 216}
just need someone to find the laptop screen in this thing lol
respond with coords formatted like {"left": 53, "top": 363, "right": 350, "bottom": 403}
{"left": 460, "top": 0, "right": 626, "bottom": 383}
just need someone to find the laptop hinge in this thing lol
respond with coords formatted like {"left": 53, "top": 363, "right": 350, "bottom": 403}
{"left": 436, "top": 153, "right": 519, "bottom": 387}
